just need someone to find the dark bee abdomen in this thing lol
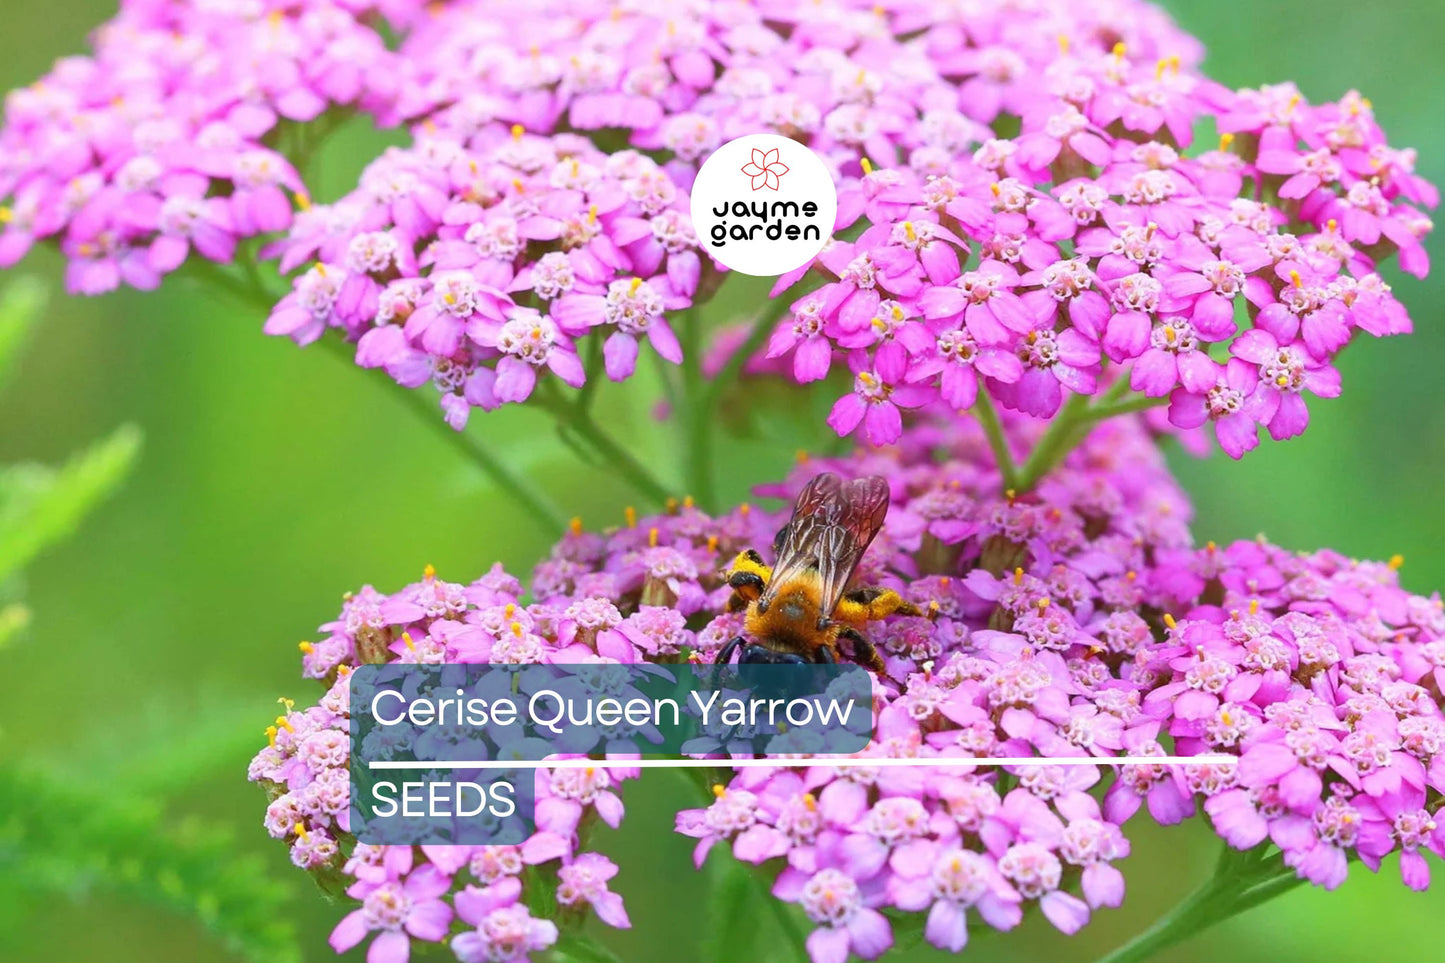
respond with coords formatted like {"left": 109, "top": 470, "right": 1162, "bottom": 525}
{"left": 737, "top": 643, "right": 811, "bottom": 665}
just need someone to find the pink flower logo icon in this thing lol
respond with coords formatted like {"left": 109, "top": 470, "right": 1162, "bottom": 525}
{"left": 740, "top": 147, "right": 789, "bottom": 191}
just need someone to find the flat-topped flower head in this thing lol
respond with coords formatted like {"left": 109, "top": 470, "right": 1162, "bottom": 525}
{"left": 252, "top": 408, "right": 1445, "bottom": 962}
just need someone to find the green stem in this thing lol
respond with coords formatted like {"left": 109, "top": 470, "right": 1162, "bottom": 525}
{"left": 1232, "top": 870, "right": 1307, "bottom": 915}
{"left": 192, "top": 265, "right": 569, "bottom": 532}
{"left": 1013, "top": 392, "right": 1092, "bottom": 492}
{"left": 1093, "top": 845, "right": 1299, "bottom": 963}
{"left": 1085, "top": 394, "right": 1169, "bottom": 421}
{"left": 1011, "top": 388, "right": 1169, "bottom": 492}
{"left": 576, "top": 336, "right": 604, "bottom": 413}
{"left": 537, "top": 389, "right": 674, "bottom": 506}
{"left": 679, "top": 308, "right": 717, "bottom": 509}
{"left": 973, "top": 389, "right": 1020, "bottom": 490}
{"left": 316, "top": 336, "right": 570, "bottom": 533}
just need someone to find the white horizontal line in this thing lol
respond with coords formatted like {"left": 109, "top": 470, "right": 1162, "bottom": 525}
{"left": 367, "top": 755, "right": 1233, "bottom": 771}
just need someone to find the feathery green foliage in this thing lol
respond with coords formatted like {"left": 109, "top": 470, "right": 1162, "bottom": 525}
{"left": 61, "top": 691, "right": 279, "bottom": 797}
{"left": 0, "top": 421, "right": 143, "bottom": 587}
{"left": 0, "top": 277, "right": 143, "bottom": 600}
{"left": 0, "top": 762, "right": 301, "bottom": 963}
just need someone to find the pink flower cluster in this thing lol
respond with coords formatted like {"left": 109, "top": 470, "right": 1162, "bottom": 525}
{"left": 2, "top": 0, "right": 1197, "bottom": 294}
{"left": 252, "top": 410, "right": 1445, "bottom": 962}
{"left": 0, "top": 0, "right": 420, "bottom": 293}
{"left": 248, "top": 563, "right": 638, "bottom": 963}
{"left": 4, "top": 0, "right": 1432, "bottom": 454}
{"left": 767, "top": 75, "right": 1433, "bottom": 457}
{"left": 394, "top": 0, "right": 1199, "bottom": 174}
{"left": 262, "top": 128, "right": 701, "bottom": 427}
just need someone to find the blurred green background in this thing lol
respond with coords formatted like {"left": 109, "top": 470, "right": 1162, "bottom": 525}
{"left": 2, "top": 2, "right": 1443, "bottom": 961}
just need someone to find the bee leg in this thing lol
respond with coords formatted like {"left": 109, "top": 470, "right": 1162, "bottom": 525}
{"left": 835, "top": 587, "right": 923, "bottom": 624}
{"left": 725, "top": 550, "right": 770, "bottom": 611}
{"left": 714, "top": 636, "right": 743, "bottom": 666}
{"left": 726, "top": 570, "right": 764, "bottom": 612}
{"left": 836, "top": 627, "right": 886, "bottom": 675}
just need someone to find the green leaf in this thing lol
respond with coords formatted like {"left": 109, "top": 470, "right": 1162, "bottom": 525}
{"left": 701, "top": 855, "right": 760, "bottom": 963}
{"left": 0, "top": 422, "right": 142, "bottom": 585}
{"left": 0, "top": 277, "right": 45, "bottom": 393}
{"left": 553, "top": 933, "right": 627, "bottom": 963}
{"left": 56, "top": 690, "right": 275, "bottom": 797}
{"left": 0, "top": 763, "right": 300, "bottom": 963}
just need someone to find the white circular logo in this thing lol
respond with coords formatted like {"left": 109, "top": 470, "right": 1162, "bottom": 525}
{"left": 689, "top": 134, "right": 838, "bottom": 278}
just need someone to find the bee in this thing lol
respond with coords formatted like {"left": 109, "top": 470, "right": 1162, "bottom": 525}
{"left": 714, "top": 472, "right": 921, "bottom": 672}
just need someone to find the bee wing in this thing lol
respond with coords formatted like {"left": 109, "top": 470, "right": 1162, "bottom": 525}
{"left": 761, "top": 473, "right": 890, "bottom": 618}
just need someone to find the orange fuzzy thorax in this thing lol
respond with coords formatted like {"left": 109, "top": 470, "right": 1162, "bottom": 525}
{"left": 745, "top": 570, "right": 831, "bottom": 656}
